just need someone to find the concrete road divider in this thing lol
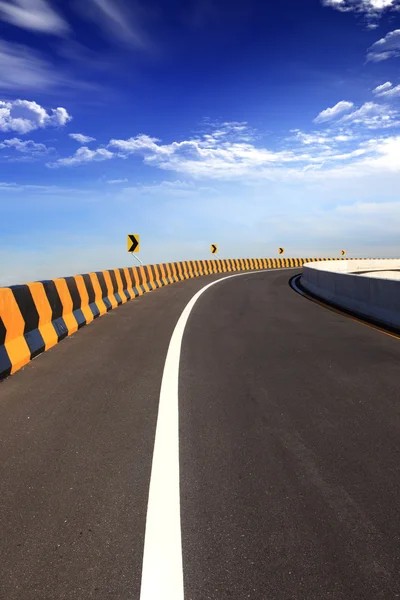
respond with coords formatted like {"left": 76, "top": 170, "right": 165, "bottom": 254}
{"left": 301, "top": 259, "right": 400, "bottom": 332}
{"left": 0, "top": 257, "right": 347, "bottom": 381}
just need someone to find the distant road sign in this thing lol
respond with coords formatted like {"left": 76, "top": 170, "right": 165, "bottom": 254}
{"left": 341, "top": 250, "right": 346, "bottom": 256}
{"left": 278, "top": 247, "right": 284, "bottom": 255}
{"left": 211, "top": 244, "right": 218, "bottom": 255}
{"left": 127, "top": 234, "right": 140, "bottom": 253}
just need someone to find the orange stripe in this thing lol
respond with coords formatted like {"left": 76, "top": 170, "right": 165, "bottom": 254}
{"left": 1, "top": 288, "right": 31, "bottom": 372}
{"left": 27, "top": 282, "right": 59, "bottom": 350}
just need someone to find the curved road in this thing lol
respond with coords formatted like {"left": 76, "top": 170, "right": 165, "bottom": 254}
{"left": 1, "top": 269, "right": 400, "bottom": 599}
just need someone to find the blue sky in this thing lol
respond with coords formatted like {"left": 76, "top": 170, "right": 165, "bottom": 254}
{"left": 1, "top": 0, "right": 400, "bottom": 284}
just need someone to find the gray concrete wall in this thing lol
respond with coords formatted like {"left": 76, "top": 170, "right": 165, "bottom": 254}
{"left": 301, "top": 260, "right": 400, "bottom": 330}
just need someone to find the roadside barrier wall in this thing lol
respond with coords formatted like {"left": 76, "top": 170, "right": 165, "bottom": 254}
{"left": 301, "top": 259, "right": 400, "bottom": 331}
{"left": 0, "top": 257, "right": 346, "bottom": 380}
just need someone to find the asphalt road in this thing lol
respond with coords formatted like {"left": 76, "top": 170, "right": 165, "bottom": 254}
{"left": 1, "top": 269, "right": 400, "bottom": 599}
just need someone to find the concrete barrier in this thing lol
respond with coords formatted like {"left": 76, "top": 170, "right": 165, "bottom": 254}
{"left": 1, "top": 257, "right": 324, "bottom": 381}
{"left": 301, "top": 259, "right": 400, "bottom": 331}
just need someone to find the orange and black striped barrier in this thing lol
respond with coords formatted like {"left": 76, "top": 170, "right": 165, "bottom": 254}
{"left": 0, "top": 257, "right": 351, "bottom": 380}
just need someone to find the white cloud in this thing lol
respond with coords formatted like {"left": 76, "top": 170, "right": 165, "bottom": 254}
{"left": 350, "top": 136, "right": 400, "bottom": 172}
{"left": 314, "top": 101, "right": 354, "bottom": 123}
{"left": 314, "top": 99, "right": 399, "bottom": 130}
{"left": 290, "top": 129, "right": 354, "bottom": 145}
{"left": 341, "top": 102, "right": 399, "bottom": 128}
{"left": 48, "top": 146, "right": 114, "bottom": 167}
{"left": 0, "top": 99, "right": 71, "bottom": 134}
{"left": 0, "top": 137, "right": 49, "bottom": 154}
{"left": 373, "top": 81, "right": 400, "bottom": 98}
{"left": 373, "top": 81, "right": 393, "bottom": 94}
{"left": 107, "top": 178, "right": 128, "bottom": 184}
{"left": 69, "top": 133, "right": 96, "bottom": 144}
{"left": 49, "top": 115, "right": 400, "bottom": 183}
{"left": 0, "top": 0, "right": 68, "bottom": 34}
{"left": 367, "top": 29, "right": 400, "bottom": 62}
{"left": 323, "top": 0, "right": 400, "bottom": 26}
{"left": 109, "top": 134, "right": 164, "bottom": 154}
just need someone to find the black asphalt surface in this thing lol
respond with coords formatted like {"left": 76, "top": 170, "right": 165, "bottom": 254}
{"left": 1, "top": 268, "right": 400, "bottom": 599}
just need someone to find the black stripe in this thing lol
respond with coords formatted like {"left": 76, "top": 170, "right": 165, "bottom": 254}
{"left": 108, "top": 270, "right": 119, "bottom": 294}
{"left": 0, "top": 316, "right": 6, "bottom": 346}
{"left": 172, "top": 263, "right": 181, "bottom": 279}
{"left": 136, "top": 266, "right": 145, "bottom": 287}
{"left": 196, "top": 260, "right": 202, "bottom": 275}
{"left": 42, "top": 280, "right": 68, "bottom": 340}
{"left": 96, "top": 272, "right": 109, "bottom": 301}
{"left": 81, "top": 274, "right": 99, "bottom": 319}
{"left": 11, "top": 285, "right": 39, "bottom": 334}
{"left": 148, "top": 264, "right": 158, "bottom": 285}
{"left": 82, "top": 274, "right": 95, "bottom": 305}
{"left": 143, "top": 265, "right": 152, "bottom": 283}
{"left": 155, "top": 265, "right": 165, "bottom": 285}
{"left": 0, "top": 324, "right": 12, "bottom": 380}
{"left": 65, "top": 277, "right": 81, "bottom": 311}
{"left": 42, "top": 280, "right": 64, "bottom": 321}
{"left": 128, "top": 267, "right": 136, "bottom": 288}
{"left": 119, "top": 268, "right": 128, "bottom": 291}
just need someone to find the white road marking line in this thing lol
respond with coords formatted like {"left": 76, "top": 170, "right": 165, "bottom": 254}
{"left": 139, "top": 268, "right": 296, "bottom": 600}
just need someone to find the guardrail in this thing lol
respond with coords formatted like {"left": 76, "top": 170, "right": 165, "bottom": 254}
{"left": 301, "top": 259, "right": 400, "bottom": 333}
{"left": 0, "top": 257, "right": 351, "bottom": 381}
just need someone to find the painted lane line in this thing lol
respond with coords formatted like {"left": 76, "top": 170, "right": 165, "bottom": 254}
{"left": 139, "top": 268, "right": 297, "bottom": 600}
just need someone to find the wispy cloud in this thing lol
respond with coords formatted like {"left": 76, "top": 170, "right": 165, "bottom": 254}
{"left": 314, "top": 101, "right": 354, "bottom": 123}
{"left": 107, "top": 178, "right": 128, "bottom": 184}
{"left": 0, "top": 40, "right": 102, "bottom": 94}
{"left": 74, "top": 0, "right": 152, "bottom": 50}
{"left": 0, "top": 99, "right": 71, "bottom": 134}
{"left": 0, "top": 40, "right": 63, "bottom": 91}
{"left": 0, "top": 181, "right": 90, "bottom": 193}
{"left": 69, "top": 133, "right": 96, "bottom": 144}
{"left": 48, "top": 146, "right": 113, "bottom": 167}
{"left": 0, "top": 0, "right": 68, "bottom": 35}
{"left": 367, "top": 29, "right": 400, "bottom": 62}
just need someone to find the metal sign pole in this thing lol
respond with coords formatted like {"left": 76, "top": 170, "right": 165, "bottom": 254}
{"left": 132, "top": 254, "right": 143, "bottom": 266}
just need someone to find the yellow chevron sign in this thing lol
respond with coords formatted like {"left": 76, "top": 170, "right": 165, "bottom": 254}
{"left": 278, "top": 247, "right": 284, "bottom": 255}
{"left": 127, "top": 234, "right": 140, "bottom": 253}
{"left": 211, "top": 244, "right": 218, "bottom": 255}
{"left": 341, "top": 250, "right": 346, "bottom": 256}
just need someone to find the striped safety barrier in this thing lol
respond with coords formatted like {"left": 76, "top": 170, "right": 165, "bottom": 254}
{"left": 0, "top": 257, "right": 352, "bottom": 380}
